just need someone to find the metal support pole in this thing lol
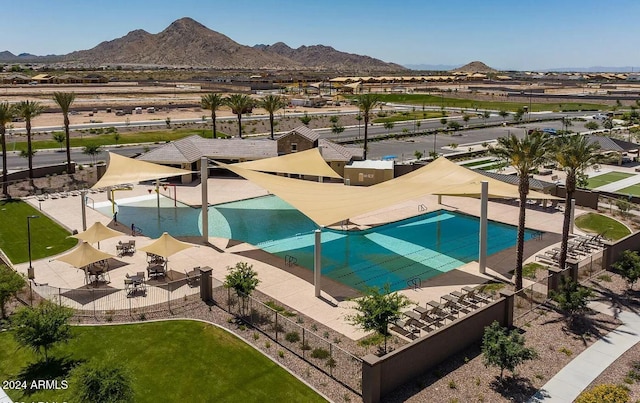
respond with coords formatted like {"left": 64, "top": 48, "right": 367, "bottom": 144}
{"left": 569, "top": 198, "right": 576, "bottom": 235}
{"left": 156, "top": 179, "right": 160, "bottom": 211}
{"left": 314, "top": 229, "right": 322, "bottom": 297}
{"left": 479, "top": 181, "right": 488, "bottom": 274}
{"left": 201, "top": 157, "right": 209, "bottom": 243}
{"left": 81, "top": 190, "right": 87, "bottom": 231}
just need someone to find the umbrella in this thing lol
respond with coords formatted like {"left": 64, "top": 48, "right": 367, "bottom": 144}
{"left": 70, "top": 221, "right": 122, "bottom": 249}
{"left": 139, "top": 232, "right": 194, "bottom": 278}
{"left": 56, "top": 241, "right": 116, "bottom": 281}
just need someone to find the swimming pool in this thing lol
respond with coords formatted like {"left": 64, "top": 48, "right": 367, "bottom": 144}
{"left": 98, "top": 195, "right": 539, "bottom": 292}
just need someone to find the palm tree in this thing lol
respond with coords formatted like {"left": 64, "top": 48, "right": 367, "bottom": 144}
{"left": 52, "top": 92, "right": 76, "bottom": 172}
{"left": 355, "top": 93, "right": 381, "bottom": 159}
{"left": 201, "top": 93, "right": 224, "bottom": 138}
{"left": 489, "top": 131, "right": 551, "bottom": 290}
{"left": 0, "top": 102, "right": 14, "bottom": 197}
{"left": 14, "top": 100, "right": 45, "bottom": 187}
{"left": 259, "top": 95, "right": 287, "bottom": 140}
{"left": 553, "top": 135, "right": 601, "bottom": 271}
{"left": 225, "top": 94, "right": 254, "bottom": 138}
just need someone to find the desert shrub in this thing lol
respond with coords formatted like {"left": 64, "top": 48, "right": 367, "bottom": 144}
{"left": 285, "top": 331, "right": 300, "bottom": 343}
{"left": 574, "top": 384, "right": 629, "bottom": 403}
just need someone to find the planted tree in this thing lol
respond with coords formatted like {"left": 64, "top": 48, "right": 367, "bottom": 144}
{"left": 0, "top": 265, "right": 26, "bottom": 319}
{"left": 52, "top": 131, "right": 65, "bottom": 150}
{"left": 113, "top": 132, "right": 121, "bottom": 146}
{"left": 551, "top": 276, "right": 593, "bottom": 326}
{"left": 483, "top": 110, "right": 491, "bottom": 125}
{"left": 383, "top": 121, "right": 394, "bottom": 135}
{"left": 481, "top": 321, "right": 537, "bottom": 380}
{"left": 225, "top": 94, "right": 253, "bottom": 138}
{"left": 260, "top": 95, "right": 287, "bottom": 140}
{"left": 447, "top": 120, "right": 462, "bottom": 134}
{"left": 201, "top": 93, "right": 224, "bottom": 138}
{"left": 499, "top": 110, "right": 509, "bottom": 122}
{"left": 52, "top": 92, "right": 76, "bottom": 172}
{"left": 585, "top": 121, "right": 599, "bottom": 131}
{"left": 70, "top": 357, "right": 135, "bottom": 403}
{"left": 490, "top": 131, "right": 551, "bottom": 290}
{"left": 612, "top": 250, "right": 640, "bottom": 290}
{"left": 14, "top": 100, "right": 45, "bottom": 187}
{"left": 355, "top": 93, "right": 381, "bottom": 159}
{"left": 331, "top": 124, "right": 345, "bottom": 136}
{"left": 224, "top": 261, "right": 260, "bottom": 315}
{"left": 463, "top": 114, "right": 471, "bottom": 126}
{"left": 414, "top": 150, "right": 423, "bottom": 160}
{"left": 11, "top": 301, "right": 74, "bottom": 362}
{"left": 83, "top": 144, "right": 102, "bottom": 164}
{"left": 298, "top": 112, "right": 312, "bottom": 126}
{"left": 0, "top": 102, "right": 14, "bottom": 197}
{"left": 346, "top": 283, "right": 412, "bottom": 354}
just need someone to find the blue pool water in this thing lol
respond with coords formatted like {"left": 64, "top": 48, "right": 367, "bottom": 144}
{"left": 99, "top": 195, "right": 539, "bottom": 292}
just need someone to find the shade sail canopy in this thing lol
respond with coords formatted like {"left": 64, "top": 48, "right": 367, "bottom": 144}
{"left": 70, "top": 222, "right": 121, "bottom": 245}
{"left": 232, "top": 148, "right": 342, "bottom": 179}
{"left": 92, "top": 152, "right": 192, "bottom": 189}
{"left": 56, "top": 241, "right": 115, "bottom": 268}
{"left": 218, "top": 157, "right": 559, "bottom": 227}
{"left": 138, "top": 232, "right": 193, "bottom": 258}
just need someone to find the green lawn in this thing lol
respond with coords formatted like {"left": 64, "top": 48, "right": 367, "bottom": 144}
{"left": 352, "top": 94, "right": 611, "bottom": 113}
{"left": 372, "top": 110, "right": 444, "bottom": 123}
{"left": 586, "top": 172, "right": 635, "bottom": 189}
{"left": 617, "top": 183, "right": 640, "bottom": 196}
{"left": 460, "top": 158, "right": 495, "bottom": 167}
{"left": 0, "top": 200, "right": 77, "bottom": 264}
{"left": 575, "top": 213, "right": 631, "bottom": 241}
{"left": 0, "top": 320, "right": 327, "bottom": 402}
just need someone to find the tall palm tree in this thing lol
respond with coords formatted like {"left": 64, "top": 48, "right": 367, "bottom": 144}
{"left": 490, "top": 131, "right": 551, "bottom": 290}
{"left": 225, "top": 94, "right": 254, "bottom": 138}
{"left": 259, "top": 95, "right": 287, "bottom": 140}
{"left": 201, "top": 93, "right": 224, "bottom": 138}
{"left": 0, "top": 102, "right": 14, "bottom": 197}
{"left": 553, "top": 135, "right": 601, "bottom": 271}
{"left": 14, "top": 100, "right": 45, "bottom": 188}
{"left": 52, "top": 92, "right": 76, "bottom": 172}
{"left": 355, "top": 93, "right": 381, "bottom": 159}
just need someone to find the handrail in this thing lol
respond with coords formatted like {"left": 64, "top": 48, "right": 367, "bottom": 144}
{"left": 85, "top": 196, "right": 95, "bottom": 209}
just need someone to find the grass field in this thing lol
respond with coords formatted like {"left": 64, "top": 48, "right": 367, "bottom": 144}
{"left": 617, "top": 183, "right": 640, "bottom": 196}
{"left": 0, "top": 200, "right": 77, "bottom": 264}
{"left": 586, "top": 172, "right": 635, "bottom": 189}
{"left": 372, "top": 110, "right": 444, "bottom": 124}
{"left": 357, "top": 94, "right": 611, "bottom": 113}
{"left": 0, "top": 320, "right": 327, "bottom": 402}
{"left": 574, "top": 213, "right": 631, "bottom": 240}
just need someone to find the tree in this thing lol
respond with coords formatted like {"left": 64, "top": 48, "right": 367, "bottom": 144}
{"left": 513, "top": 108, "right": 525, "bottom": 122}
{"left": 0, "top": 265, "right": 26, "bottom": 319}
{"left": 585, "top": 121, "right": 599, "bottom": 131}
{"left": 259, "top": 95, "right": 287, "bottom": 140}
{"left": 201, "top": 93, "right": 225, "bottom": 139}
{"left": 70, "top": 357, "right": 135, "bottom": 403}
{"left": 551, "top": 276, "right": 593, "bottom": 325}
{"left": 165, "top": 117, "right": 171, "bottom": 128}
{"left": 331, "top": 124, "right": 345, "bottom": 136}
{"left": 489, "top": 131, "right": 551, "bottom": 290}
{"left": 414, "top": 150, "right": 423, "bottom": 160}
{"left": 52, "top": 92, "right": 76, "bottom": 172}
{"left": 225, "top": 94, "right": 253, "bottom": 138}
{"left": 224, "top": 262, "right": 260, "bottom": 315}
{"left": 481, "top": 321, "right": 537, "bottom": 380}
{"left": 612, "top": 250, "right": 640, "bottom": 290}
{"left": 14, "top": 100, "right": 45, "bottom": 187}
{"left": 440, "top": 117, "right": 448, "bottom": 129}
{"left": 499, "top": 110, "right": 509, "bottom": 122}
{"left": 447, "top": 120, "right": 462, "bottom": 134}
{"left": 346, "top": 283, "right": 412, "bottom": 354}
{"left": 383, "top": 121, "right": 394, "bottom": 135}
{"left": 329, "top": 115, "right": 339, "bottom": 124}
{"left": 483, "top": 110, "right": 491, "bottom": 125}
{"left": 52, "top": 131, "right": 65, "bottom": 150}
{"left": 0, "top": 102, "right": 15, "bottom": 197}
{"left": 463, "top": 114, "right": 471, "bottom": 126}
{"left": 355, "top": 93, "right": 381, "bottom": 160}
{"left": 552, "top": 135, "right": 600, "bottom": 270}
{"left": 113, "top": 132, "right": 121, "bottom": 146}
{"left": 603, "top": 118, "right": 614, "bottom": 131}
{"left": 298, "top": 112, "right": 312, "bottom": 126}
{"left": 561, "top": 116, "right": 573, "bottom": 133}
{"left": 11, "top": 301, "right": 74, "bottom": 362}
{"left": 83, "top": 144, "right": 102, "bottom": 164}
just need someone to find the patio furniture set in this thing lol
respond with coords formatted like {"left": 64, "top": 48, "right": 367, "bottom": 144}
{"left": 535, "top": 234, "right": 605, "bottom": 267}
{"left": 116, "top": 240, "right": 136, "bottom": 256}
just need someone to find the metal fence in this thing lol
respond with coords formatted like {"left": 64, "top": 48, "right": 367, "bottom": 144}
{"left": 514, "top": 274, "right": 551, "bottom": 325}
{"left": 31, "top": 276, "right": 201, "bottom": 320}
{"left": 210, "top": 279, "right": 362, "bottom": 395}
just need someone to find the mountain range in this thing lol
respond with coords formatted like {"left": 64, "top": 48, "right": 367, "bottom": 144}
{"left": 0, "top": 17, "right": 405, "bottom": 72}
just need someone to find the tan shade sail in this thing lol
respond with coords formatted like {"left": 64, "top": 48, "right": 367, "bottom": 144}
{"left": 56, "top": 241, "right": 115, "bottom": 268}
{"left": 232, "top": 148, "right": 342, "bottom": 179}
{"left": 92, "top": 152, "right": 192, "bottom": 189}
{"left": 219, "top": 157, "right": 559, "bottom": 227}
{"left": 70, "top": 222, "right": 122, "bottom": 246}
{"left": 138, "top": 232, "right": 194, "bottom": 258}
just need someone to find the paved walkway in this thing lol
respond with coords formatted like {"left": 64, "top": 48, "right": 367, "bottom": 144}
{"left": 529, "top": 301, "right": 640, "bottom": 402}
{"left": 593, "top": 171, "right": 640, "bottom": 193}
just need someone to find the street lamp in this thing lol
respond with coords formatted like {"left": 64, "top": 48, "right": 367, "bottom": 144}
{"left": 27, "top": 215, "right": 39, "bottom": 279}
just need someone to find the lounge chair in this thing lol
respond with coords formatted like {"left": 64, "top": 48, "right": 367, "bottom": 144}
{"left": 185, "top": 267, "right": 200, "bottom": 287}
{"left": 390, "top": 319, "right": 418, "bottom": 340}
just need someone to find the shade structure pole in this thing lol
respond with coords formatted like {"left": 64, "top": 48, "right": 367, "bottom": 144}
{"left": 81, "top": 190, "right": 87, "bottom": 231}
{"left": 569, "top": 198, "right": 576, "bottom": 235}
{"left": 479, "top": 181, "right": 488, "bottom": 274}
{"left": 156, "top": 179, "right": 160, "bottom": 211}
{"left": 314, "top": 229, "right": 322, "bottom": 297}
{"left": 201, "top": 157, "right": 209, "bottom": 243}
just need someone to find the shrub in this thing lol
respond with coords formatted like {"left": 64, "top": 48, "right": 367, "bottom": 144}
{"left": 285, "top": 331, "right": 300, "bottom": 343}
{"left": 574, "top": 384, "right": 629, "bottom": 403}
{"left": 311, "top": 348, "right": 330, "bottom": 359}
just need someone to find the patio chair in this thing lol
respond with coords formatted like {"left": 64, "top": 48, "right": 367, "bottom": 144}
{"left": 185, "top": 267, "right": 200, "bottom": 288}
{"left": 127, "top": 240, "right": 136, "bottom": 255}
{"left": 390, "top": 319, "right": 418, "bottom": 340}
{"left": 461, "top": 286, "right": 493, "bottom": 305}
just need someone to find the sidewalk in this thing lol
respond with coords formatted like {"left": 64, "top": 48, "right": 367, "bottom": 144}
{"left": 529, "top": 301, "right": 640, "bottom": 402}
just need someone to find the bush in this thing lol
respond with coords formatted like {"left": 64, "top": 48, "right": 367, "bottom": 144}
{"left": 285, "top": 331, "right": 300, "bottom": 343}
{"left": 311, "top": 348, "right": 330, "bottom": 359}
{"left": 575, "top": 384, "right": 629, "bottom": 403}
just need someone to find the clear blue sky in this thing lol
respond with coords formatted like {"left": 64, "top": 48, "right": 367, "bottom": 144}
{"left": 3, "top": 0, "right": 639, "bottom": 70}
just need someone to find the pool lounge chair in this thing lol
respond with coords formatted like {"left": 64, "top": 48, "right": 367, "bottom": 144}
{"left": 390, "top": 319, "right": 418, "bottom": 340}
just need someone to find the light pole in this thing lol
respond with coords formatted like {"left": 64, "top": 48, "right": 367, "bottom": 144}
{"left": 27, "top": 215, "right": 39, "bottom": 279}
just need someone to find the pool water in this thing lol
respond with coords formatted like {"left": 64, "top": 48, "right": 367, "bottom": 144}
{"left": 98, "top": 195, "right": 539, "bottom": 292}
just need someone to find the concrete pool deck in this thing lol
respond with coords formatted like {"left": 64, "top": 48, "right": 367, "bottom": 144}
{"left": 17, "top": 177, "right": 572, "bottom": 340}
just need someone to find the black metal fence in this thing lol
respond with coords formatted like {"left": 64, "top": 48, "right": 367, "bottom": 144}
{"left": 210, "top": 280, "right": 362, "bottom": 395}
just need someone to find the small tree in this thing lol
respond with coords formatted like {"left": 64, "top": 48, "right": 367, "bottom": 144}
{"left": 0, "top": 265, "right": 26, "bottom": 319}
{"left": 463, "top": 114, "right": 471, "bottom": 126}
{"left": 499, "top": 110, "right": 509, "bottom": 122}
{"left": 585, "top": 121, "right": 599, "bottom": 131}
{"left": 224, "top": 262, "right": 260, "bottom": 315}
{"left": 299, "top": 113, "right": 312, "bottom": 126}
{"left": 414, "top": 150, "right": 423, "bottom": 160}
{"left": 83, "top": 144, "right": 102, "bottom": 164}
{"left": 482, "top": 321, "right": 537, "bottom": 380}
{"left": 70, "top": 356, "right": 135, "bottom": 403}
{"left": 551, "top": 276, "right": 593, "bottom": 326}
{"left": 11, "top": 301, "right": 74, "bottom": 362}
{"left": 346, "top": 283, "right": 412, "bottom": 354}
{"left": 383, "top": 121, "right": 394, "bottom": 135}
{"left": 165, "top": 117, "right": 171, "bottom": 128}
{"left": 113, "top": 132, "right": 121, "bottom": 146}
{"left": 52, "top": 131, "right": 65, "bottom": 150}
{"left": 612, "top": 250, "right": 640, "bottom": 290}
{"left": 331, "top": 124, "right": 345, "bottom": 136}
{"left": 447, "top": 120, "right": 462, "bottom": 133}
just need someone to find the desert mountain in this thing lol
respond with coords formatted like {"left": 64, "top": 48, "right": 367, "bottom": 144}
{"left": 255, "top": 42, "right": 407, "bottom": 72}
{"left": 451, "top": 61, "right": 497, "bottom": 73}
